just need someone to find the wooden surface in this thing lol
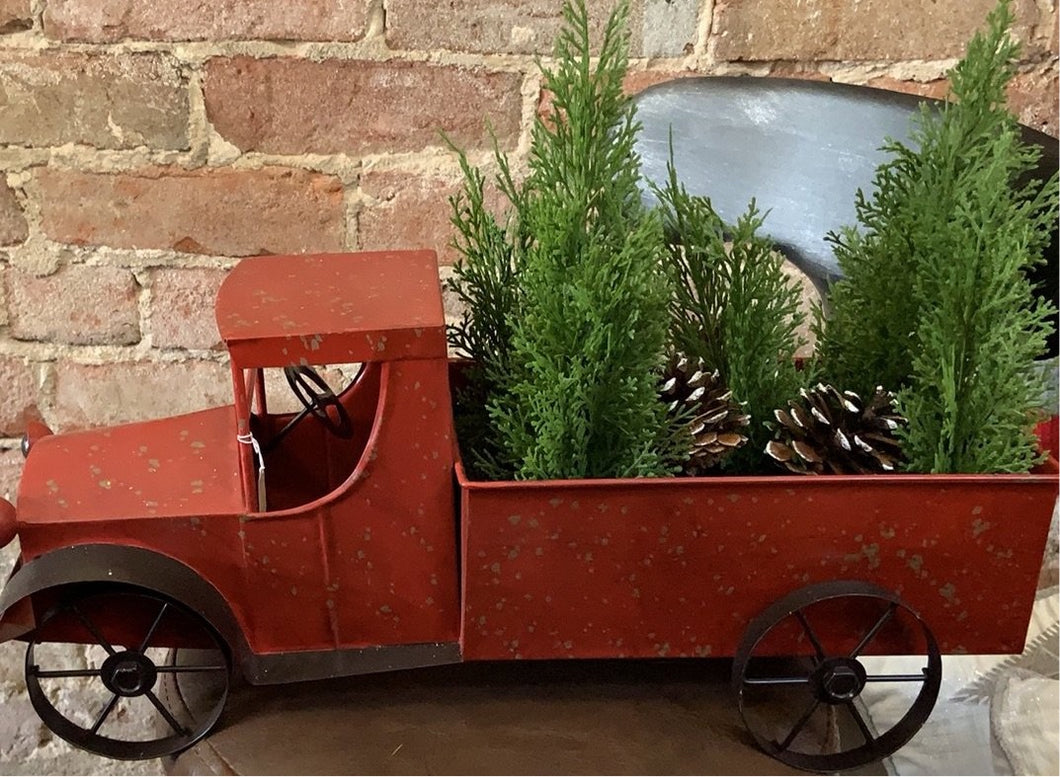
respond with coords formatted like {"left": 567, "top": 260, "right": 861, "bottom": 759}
{"left": 165, "top": 658, "right": 886, "bottom": 776}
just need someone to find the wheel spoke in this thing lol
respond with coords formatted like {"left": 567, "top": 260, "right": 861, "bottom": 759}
{"left": 27, "top": 590, "right": 232, "bottom": 761}
{"left": 138, "top": 602, "right": 169, "bottom": 653}
{"left": 851, "top": 602, "right": 897, "bottom": 658}
{"left": 29, "top": 667, "right": 103, "bottom": 679}
{"left": 775, "top": 698, "right": 821, "bottom": 753}
{"left": 145, "top": 690, "right": 189, "bottom": 737}
{"left": 156, "top": 663, "right": 228, "bottom": 674}
{"left": 866, "top": 671, "right": 927, "bottom": 683}
{"left": 794, "top": 609, "right": 827, "bottom": 664}
{"left": 72, "top": 603, "right": 116, "bottom": 655}
{"left": 742, "top": 675, "right": 811, "bottom": 686}
{"left": 89, "top": 694, "right": 120, "bottom": 735}
{"left": 844, "top": 700, "right": 878, "bottom": 751}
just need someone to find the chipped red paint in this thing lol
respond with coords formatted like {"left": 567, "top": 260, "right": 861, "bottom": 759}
{"left": 216, "top": 251, "right": 448, "bottom": 367}
{"left": 2, "top": 249, "right": 1057, "bottom": 686}
{"left": 17, "top": 407, "right": 244, "bottom": 524}
{"left": 7, "top": 251, "right": 460, "bottom": 664}
{"left": 458, "top": 461, "right": 1059, "bottom": 660}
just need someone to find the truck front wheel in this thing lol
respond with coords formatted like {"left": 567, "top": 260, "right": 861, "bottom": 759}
{"left": 24, "top": 585, "right": 231, "bottom": 760}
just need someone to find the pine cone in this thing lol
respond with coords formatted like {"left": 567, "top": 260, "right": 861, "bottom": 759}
{"left": 765, "top": 384, "right": 905, "bottom": 475}
{"left": 661, "top": 355, "right": 750, "bottom": 474}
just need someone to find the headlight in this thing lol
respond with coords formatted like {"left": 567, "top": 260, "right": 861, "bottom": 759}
{"left": 20, "top": 420, "right": 54, "bottom": 458}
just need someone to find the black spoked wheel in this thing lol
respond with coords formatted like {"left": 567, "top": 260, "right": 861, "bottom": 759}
{"left": 732, "top": 580, "right": 941, "bottom": 773}
{"left": 25, "top": 587, "right": 230, "bottom": 760}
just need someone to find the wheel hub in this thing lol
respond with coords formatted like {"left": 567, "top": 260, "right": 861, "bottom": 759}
{"left": 812, "top": 656, "right": 867, "bottom": 703}
{"left": 101, "top": 651, "right": 158, "bottom": 697}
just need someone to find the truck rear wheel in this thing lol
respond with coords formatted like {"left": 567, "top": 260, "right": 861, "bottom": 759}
{"left": 24, "top": 585, "right": 230, "bottom": 760}
{"left": 731, "top": 580, "right": 941, "bottom": 772}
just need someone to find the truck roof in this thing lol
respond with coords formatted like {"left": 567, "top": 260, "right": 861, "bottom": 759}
{"left": 216, "top": 251, "right": 449, "bottom": 368}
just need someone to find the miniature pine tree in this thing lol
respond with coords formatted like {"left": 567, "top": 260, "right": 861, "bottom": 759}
{"left": 816, "top": 0, "right": 1058, "bottom": 473}
{"left": 487, "top": 0, "right": 676, "bottom": 479}
{"left": 445, "top": 149, "right": 526, "bottom": 477}
{"left": 655, "top": 159, "right": 807, "bottom": 471}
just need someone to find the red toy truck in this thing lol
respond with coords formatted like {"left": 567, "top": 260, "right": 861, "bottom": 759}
{"left": 0, "top": 248, "right": 1056, "bottom": 772}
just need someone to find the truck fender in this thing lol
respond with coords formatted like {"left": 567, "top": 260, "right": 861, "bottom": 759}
{"left": 0, "top": 543, "right": 250, "bottom": 662}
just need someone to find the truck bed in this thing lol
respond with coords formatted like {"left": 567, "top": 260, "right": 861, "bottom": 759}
{"left": 457, "top": 458, "right": 1058, "bottom": 660}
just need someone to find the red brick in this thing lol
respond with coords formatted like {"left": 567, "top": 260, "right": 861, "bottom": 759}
{"left": 622, "top": 69, "right": 700, "bottom": 96}
{"left": 6, "top": 265, "right": 141, "bottom": 346}
{"left": 51, "top": 360, "right": 232, "bottom": 431}
{"left": 764, "top": 64, "right": 833, "bottom": 82}
{"left": 0, "top": 183, "right": 27, "bottom": 246}
{"left": 203, "top": 57, "right": 524, "bottom": 156}
{"left": 866, "top": 77, "right": 950, "bottom": 102}
{"left": 43, "top": 0, "right": 371, "bottom": 42}
{"left": 0, "top": 52, "right": 188, "bottom": 150}
{"left": 35, "top": 166, "right": 346, "bottom": 256}
{"left": 866, "top": 72, "right": 1058, "bottom": 136}
{"left": 359, "top": 170, "right": 462, "bottom": 265}
{"left": 148, "top": 267, "right": 228, "bottom": 350}
{"left": 1008, "top": 68, "right": 1059, "bottom": 137}
{"left": 539, "top": 69, "right": 701, "bottom": 120}
{"left": 0, "top": 355, "right": 40, "bottom": 437}
{"left": 386, "top": 0, "right": 696, "bottom": 57}
{"left": 360, "top": 167, "right": 514, "bottom": 266}
{"left": 0, "top": 0, "right": 32, "bottom": 33}
{"left": 713, "top": 0, "right": 1040, "bottom": 62}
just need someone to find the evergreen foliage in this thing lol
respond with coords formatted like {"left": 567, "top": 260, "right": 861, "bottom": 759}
{"left": 445, "top": 148, "right": 525, "bottom": 476}
{"left": 816, "top": 0, "right": 1058, "bottom": 473}
{"left": 492, "top": 0, "right": 674, "bottom": 479}
{"left": 446, "top": 150, "right": 521, "bottom": 373}
{"left": 448, "top": 0, "right": 678, "bottom": 480}
{"left": 655, "top": 159, "right": 807, "bottom": 470}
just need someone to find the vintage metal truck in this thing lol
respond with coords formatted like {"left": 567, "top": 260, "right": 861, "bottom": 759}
{"left": 0, "top": 247, "right": 1056, "bottom": 772}
{"left": 1, "top": 78, "right": 1058, "bottom": 772}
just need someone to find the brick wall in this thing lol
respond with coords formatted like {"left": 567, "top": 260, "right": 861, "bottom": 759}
{"left": 1, "top": 0, "right": 1058, "bottom": 499}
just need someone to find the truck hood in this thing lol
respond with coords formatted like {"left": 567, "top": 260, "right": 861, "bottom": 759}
{"left": 16, "top": 406, "right": 245, "bottom": 526}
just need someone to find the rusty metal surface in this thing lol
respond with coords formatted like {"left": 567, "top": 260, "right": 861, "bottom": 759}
{"left": 3, "top": 247, "right": 1056, "bottom": 695}
{"left": 215, "top": 251, "right": 448, "bottom": 368}
{"left": 458, "top": 461, "right": 1059, "bottom": 661}
{"left": 16, "top": 407, "right": 244, "bottom": 523}
{"left": 5, "top": 252, "right": 460, "bottom": 673}
{"left": 0, "top": 545, "right": 247, "bottom": 654}
{"left": 233, "top": 358, "right": 461, "bottom": 655}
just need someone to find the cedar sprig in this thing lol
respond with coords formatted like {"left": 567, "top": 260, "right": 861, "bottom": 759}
{"left": 488, "top": 0, "right": 678, "bottom": 479}
{"left": 654, "top": 155, "right": 807, "bottom": 471}
{"left": 444, "top": 145, "right": 526, "bottom": 478}
{"left": 816, "top": 0, "right": 1057, "bottom": 473}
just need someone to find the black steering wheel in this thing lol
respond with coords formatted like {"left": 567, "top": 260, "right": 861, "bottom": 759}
{"left": 282, "top": 366, "right": 354, "bottom": 439}
{"left": 259, "top": 366, "right": 357, "bottom": 455}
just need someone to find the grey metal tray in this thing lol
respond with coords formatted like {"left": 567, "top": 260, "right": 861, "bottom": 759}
{"left": 633, "top": 76, "right": 1058, "bottom": 349}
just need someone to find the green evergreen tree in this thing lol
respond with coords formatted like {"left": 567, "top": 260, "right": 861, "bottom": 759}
{"left": 817, "top": 0, "right": 1058, "bottom": 473}
{"left": 655, "top": 159, "right": 807, "bottom": 471}
{"left": 445, "top": 149, "right": 525, "bottom": 477}
{"left": 489, "top": 0, "right": 675, "bottom": 479}
{"left": 447, "top": 0, "right": 678, "bottom": 480}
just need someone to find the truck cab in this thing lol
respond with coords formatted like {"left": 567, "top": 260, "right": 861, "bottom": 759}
{"left": 0, "top": 250, "right": 462, "bottom": 758}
